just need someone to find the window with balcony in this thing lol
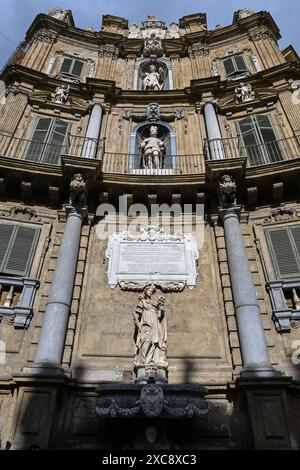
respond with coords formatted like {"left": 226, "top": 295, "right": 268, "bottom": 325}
{"left": 0, "top": 222, "right": 40, "bottom": 328}
{"left": 24, "top": 117, "right": 69, "bottom": 164}
{"left": 59, "top": 57, "right": 84, "bottom": 78}
{"left": 236, "top": 114, "right": 283, "bottom": 166}
{"left": 265, "top": 225, "right": 300, "bottom": 331}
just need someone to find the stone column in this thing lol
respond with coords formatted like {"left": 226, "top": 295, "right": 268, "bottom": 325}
{"left": 219, "top": 176, "right": 279, "bottom": 377}
{"left": 203, "top": 101, "right": 226, "bottom": 160}
{"left": 33, "top": 175, "right": 87, "bottom": 371}
{"left": 81, "top": 103, "right": 103, "bottom": 159}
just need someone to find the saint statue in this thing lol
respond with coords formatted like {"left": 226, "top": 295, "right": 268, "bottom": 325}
{"left": 140, "top": 125, "right": 166, "bottom": 170}
{"left": 142, "top": 64, "right": 165, "bottom": 91}
{"left": 235, "top": 83, "right": 253, "bottom": 103}
{"left": 54, "top": 84, "right": 70, "bottom": 104}
{"left": 133, "top": 285, "right": 167, "bottom": 368}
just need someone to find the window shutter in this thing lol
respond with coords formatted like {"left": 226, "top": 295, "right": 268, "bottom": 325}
{"left": 60, "top": 58, "right": 72, "bottom": 74}
{"left": 71, "top": 60, "right": 83, "bottom": 77}
{"left": 24, "top": 118, "right": 52, "bottom": 162}
{"left": 234, "top": 54, "right": 247, "bottom": 72}
{"left": 3, "top": 226, "right": 40, "bottom": 276}
{"left": 0, "top": 224, "right": 14, "bottom": 272}
{"left": 266, "top": 228, "right": 300, "bottom": 278}
{"left": 42, "top": 119, "right": 69, "bottom": 164}
{"left": 223, "top": 58, "right": 235, "bottom": 76}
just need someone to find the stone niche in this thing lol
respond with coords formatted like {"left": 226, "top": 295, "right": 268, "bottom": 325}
{"left": 74, "top": 224, "right": 232, "bottom": 383}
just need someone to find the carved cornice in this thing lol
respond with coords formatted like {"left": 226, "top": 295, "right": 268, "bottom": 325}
{"left": 123, "top": 102, "right": 184, "bottom": 123}
{"left": 263, "top": 207, "right": 300, "bottom": 225}
{"left": 1, "top": 206, "right": 42, "bottom": 222}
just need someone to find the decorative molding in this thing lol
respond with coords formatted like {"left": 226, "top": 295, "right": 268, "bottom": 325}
{"left": 106, "top": 225, "right": 199, "bottom": 290}
{"left": 32, "top": 29, "right": 57, "bottom": 44}
{"left": 248, "top": 26, "right": 276, "bottom": 42}
{"left": 263, "top": 207, "right": 300, "bottom": 225}
{"left": 123, "top": 102, "right": 184, "bottom": 123}
{"left": 189, "top": 43, "right": 209, "bottom": 58}
{"left": 1, "top": 206, "right": 42, "bottom": 222}
{"left": 96, "top": 383, "right": 210, "bottom": 419}
{"left": 98, "top": 44, "right": 119, "bottom": 59}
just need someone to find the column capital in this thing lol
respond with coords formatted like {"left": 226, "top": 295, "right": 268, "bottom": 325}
{"left": 218, "top": 205, "right": 241, "bottom": 224}
{"left": 65, "top": 204, "right": 88, "bottom": 220}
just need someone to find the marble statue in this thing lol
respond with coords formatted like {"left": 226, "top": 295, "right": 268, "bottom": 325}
{"left": 141, "top": 125, "right": 166, "bottom": 170}
{"left": 235, "top": 83, "right": 253, "bottom": 103}
{"left": 142, "top": 64, "right": 165, "bottom": 91}
{"left": 48, "top": 7, "right": 67, "bottom": 22}
{"left": 237, "top": 8, "right": 256, "bottom": 20}
{"left": 133, "top": 285, "right": 167, "bottom": 368}
{"left": 70, "top": 173, "right": 86, "bottom": 206}
{"left": 54, "top": 84, "right": 70, "bottom": 104}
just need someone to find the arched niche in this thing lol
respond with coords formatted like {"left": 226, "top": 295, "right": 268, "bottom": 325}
{"left": 129, "top": 121, "right": 176, "bottom": 173}
{"left": 133, "top": 58, "right": 173, "bottom": 91}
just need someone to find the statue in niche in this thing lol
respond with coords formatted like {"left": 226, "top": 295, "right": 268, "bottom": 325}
{"left": 133, "top": 285, "right": 167, "bottom": 369}
{"left": 142, "top": 63, "right": 165, "bottom": 91}
{"left": 141, "top": 125, "right": 166, "bottom": 170}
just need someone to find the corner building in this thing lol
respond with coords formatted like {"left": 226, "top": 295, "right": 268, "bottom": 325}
{"left": 0, "top": 6, "right": 300, "bottom": 450}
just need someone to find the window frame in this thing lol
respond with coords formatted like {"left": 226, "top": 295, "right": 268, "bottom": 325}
{"left": 265, "top": 225, "right": 300, "bottom": 280}
{"left": 221, "top": 53, "right": 248, "bottom": 78}
{"left": 59, "top": 57, "right": 84, "bottom": 78}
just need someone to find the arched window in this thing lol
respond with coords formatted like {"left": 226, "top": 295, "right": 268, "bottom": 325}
{"left": 133, "top": 58, "right": 173, "bottom": 91}
{"left": 129, "top": 121, "right": 176, "bottom": 173}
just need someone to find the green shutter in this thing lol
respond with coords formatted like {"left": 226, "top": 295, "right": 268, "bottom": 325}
{"left": 71, "top": 60, "right": 83, "bottom": 77}
{"left": 223, "top": 58, "right": 235, "bottom": 76}
{"left": 42, "top": 119, "right": 69, "bottom": 164}
{"left": 3, "top": 226, "right": 40, "bottom": 276}
{"left": 0, "top": 224, "right": 14, "bottom": 272}
{"left": 60, "top": 58, "right": 72, "bottom": 74}
{"left": 234, "top": 55, "right": 247, "bottom": 72}
{"left": 266, "top": 228, "right": 300, "bottom": 278}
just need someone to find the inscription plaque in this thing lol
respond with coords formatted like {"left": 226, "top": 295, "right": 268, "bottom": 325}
{"left": 106, "top": 226, "right": 199, "bottom": 291}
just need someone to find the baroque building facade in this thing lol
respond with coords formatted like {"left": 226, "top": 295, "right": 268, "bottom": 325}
{"left": 0, "top": 6, "right": 300, "bottom": 450}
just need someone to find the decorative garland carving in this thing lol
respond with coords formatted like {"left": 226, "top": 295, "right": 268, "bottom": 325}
{"left": 263, "top": 207, "right": 300, "bottom": 225}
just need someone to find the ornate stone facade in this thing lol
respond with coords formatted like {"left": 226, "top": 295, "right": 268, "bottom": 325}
{"left": 0, "top": 6, "right": 299, "bottom": 452}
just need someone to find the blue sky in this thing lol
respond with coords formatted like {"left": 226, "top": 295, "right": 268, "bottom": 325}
{"left": 0, "top": 0, "right": 299, "bottom": 68}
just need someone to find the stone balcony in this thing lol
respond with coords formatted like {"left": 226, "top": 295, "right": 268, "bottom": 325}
{"left": 0, "top": 276, "right": 39, "bottom": 328}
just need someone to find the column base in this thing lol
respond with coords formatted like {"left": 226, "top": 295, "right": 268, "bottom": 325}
{"left": 240, "top": 363, "right": 282, "bottom": 379}
{"left": 22, "top": 362, "right": 66, "bottom": 377}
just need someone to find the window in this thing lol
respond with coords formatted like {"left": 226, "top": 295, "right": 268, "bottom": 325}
{"left": 24, "top": 117, "right": 69, "bottom": 164}
{"left": 222, "top": 54, "right": 248, "bottom": 78}
{"left": 266, "top": 225, "right": 300, "bottom": 279}
{"left": 0, "top": 223, "right": 40, "bottom": 277}
{"left": 60, "top": 58, "right": 84, "bottom": 78}
{"left": 236, "top": 114, "right": 283, "bottom": 166}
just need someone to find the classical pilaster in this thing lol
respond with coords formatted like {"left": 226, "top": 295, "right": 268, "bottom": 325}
{"left": 203, "top": 101, "right": 226, "bottom": 160}
{"left": 31, "top": 175, "right": 87, "bottom": 372}
{"left": 81, "top": 103, "right": 103, "bottom": 158}
{"left": 218, "top": 176, "right": 279, "bottom": 377}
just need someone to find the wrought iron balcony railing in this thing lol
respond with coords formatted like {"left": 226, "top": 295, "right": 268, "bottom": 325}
{"left": 102, "top": 152, "right": 203, "bottom": 175}
{"left": 204, "top": 132, "right": 300, "bottom": 166}
{"left": 0, "top": 133, "right": 105, "bottom": 164}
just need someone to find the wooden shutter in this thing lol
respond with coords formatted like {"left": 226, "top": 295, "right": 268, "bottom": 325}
{"left": 266, "top": 227, "right": 300, "bottom": 278}
{"left": 60, "top": 58, "right": 72, "bottom": 75}
{"left": 42, "top": 119, "right": 69, "bottom": 164}
{"left": 234, "top": 54, "right": 247, "bottom": 72}
{"left": 24, "top": 117, "right": 52, "bottom": 162}
{"left": 0, "top": 224, "right": 40, "bottom": 277}
{"left": 0, "top": 224, "right": 14, "bottom": 272}
{"left": 223, "top": 57, "right": 235, "bottom": 76}
{"left": 71, "top": 60, "right": 83, "bottom": 77}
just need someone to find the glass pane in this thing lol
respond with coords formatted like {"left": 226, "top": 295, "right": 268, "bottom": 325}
{"left": 223, "top": 58, "right": 235, "bottom": 76}
{"left": 24, "top": 118, "right": 51, "bottom": 162}
{"left": 238, "top": 117, "right": 255, "bottom": 134}
{"left": 60, "top": 58, "right": 72, "bottom": 74}
{"left": 256, "top": 115, "right": 273, "bottom": 129}
{"left": 42, "top": 120, "right": 68, "bottom": 164}
{"left": 234, "top": 55, "right": 247, "bottom": 72}
{"left": 259, "top": 120, "right": 283, "bottom": 163}
{"left": 71, "top": 60, "right": 83, "bottom": 77}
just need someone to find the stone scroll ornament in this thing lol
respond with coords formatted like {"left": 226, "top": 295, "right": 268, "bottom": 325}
{"left": 122, "top": 102, "right": 185, "bottom": 123}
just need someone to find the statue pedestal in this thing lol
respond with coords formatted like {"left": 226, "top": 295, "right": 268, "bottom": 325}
{"left": 135, "top": 364, "right": 168, "bottom": 384}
